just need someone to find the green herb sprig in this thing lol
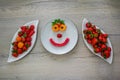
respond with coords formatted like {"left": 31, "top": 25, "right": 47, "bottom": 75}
{"left": 52, "top": 19, "right": 65, "bottom": 26}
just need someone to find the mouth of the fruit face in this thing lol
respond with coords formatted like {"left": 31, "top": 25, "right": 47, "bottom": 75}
{"left": 49, "top": 38, "right": 70, "bottom": 47}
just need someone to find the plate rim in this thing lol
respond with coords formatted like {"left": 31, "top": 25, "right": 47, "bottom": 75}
{"left": 41, "top": 17, "right": 78, "bottom": 55}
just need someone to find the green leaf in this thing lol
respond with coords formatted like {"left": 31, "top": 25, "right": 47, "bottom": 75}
{"left": 57, "top": 19, "right": 60, "bottom": 22}
{"left": 55, "top": 19, "right": 58, "bottom": 23}
{"left": 26, "top": 44, "right": 29, "bottom": 48}
{"left": 52, "top": 22, "right": 56, "bottom": 26}
{"left": 12, "top": 42, "right": 14, "bottom": 45}
{"left": 61, "top": 20, "right": 65, "bottom": 24}
{"left": 12, "top": 49, "right": 17, "bottom": 53}
{"left": 52, "top": 19, "right": 65, "bottom": 26}
{"left": 23, "top": 33, "right": 27, "bottom": 38}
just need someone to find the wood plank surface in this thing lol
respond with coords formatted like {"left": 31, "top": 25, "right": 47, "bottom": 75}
{"left": 0, "top": 0, "right": 120, "bottom": 80}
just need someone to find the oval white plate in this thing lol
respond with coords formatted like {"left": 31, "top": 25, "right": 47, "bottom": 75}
{"left": 82, "top": 18, "right": 113, "bottom": 64}
{"left": 8, "top": 20, "right": 39, "bottom": 62}
{"left": 41, "top": 18, "right": 78, "bottom": 55}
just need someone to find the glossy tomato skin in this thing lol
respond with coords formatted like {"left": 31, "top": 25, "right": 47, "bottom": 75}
{"left": 12, "top": 53, "right": 18, "bottom": 57}
{"left": 103, "top": 50, "right": 110, "bottom": 58}
{"left": 12, "top": 25, "right": 35, "bottom": 58}
{"left": 101, "top": 44, "right": 107, "bottom": 50}
{"left": 107, "top": 47, "right": 111, "bottom": 52}
{"left": 86, "top": 22, "right": 92, "bottom": 28}
{"left": 91, "top": 38, "right": 98, "bottom": 45}
{"left": 84, "top": 21, "right": 111, "bottom": 59}
{"left": 30, "top": 25, "right": 35, "bottom": 30}
{"left": 94, "top": 48, "right": 101, "bottom": 53}
{"left": 18, "top": 48, "right": 23, "bottom": 54}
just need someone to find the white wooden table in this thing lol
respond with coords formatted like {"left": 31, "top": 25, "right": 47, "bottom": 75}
{"left": 0, "top": 0, "right": 120, "bottom": 80}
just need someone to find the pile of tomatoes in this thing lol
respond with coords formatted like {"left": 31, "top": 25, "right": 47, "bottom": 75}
{"left": 12, "top": 25, "right": 35, "bottom": 57}
{"left": 83, "top": 22, "right": 111, "bottom": 59}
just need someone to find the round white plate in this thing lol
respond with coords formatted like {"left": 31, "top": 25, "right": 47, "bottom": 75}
{"left": 82, "top": 18, "right": 113, "bottom": 64}
{"left": 8, "top": 20, "right": 39, "bottom": 62}
{"left": 41, "top": 18, "right": 78, "bottom": 55}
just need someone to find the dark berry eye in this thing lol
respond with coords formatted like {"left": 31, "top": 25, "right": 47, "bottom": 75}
{"left": 55, "top": 27, "right": 57, "bottom": 29}
{"left": 52, "top": 24, "right": 59, "bottom": 32}
{"left": 60, "top": 24, "right": 66, "bottom": 31}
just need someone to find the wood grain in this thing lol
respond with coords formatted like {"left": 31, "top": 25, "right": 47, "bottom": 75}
{"left": 0, "top": 0, "right": 120, "bottom": 80}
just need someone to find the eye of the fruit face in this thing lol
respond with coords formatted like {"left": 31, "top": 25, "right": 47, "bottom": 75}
{"left": 52, "top": 24, "right": 59, "bottom": 32}
{"left": 60, "top": 24, "right": 66, "bottom": 31}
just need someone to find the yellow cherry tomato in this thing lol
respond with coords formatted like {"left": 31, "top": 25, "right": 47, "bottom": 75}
{"left": 18, "top": 42, "right": 24, "bottom": 48}
{"left": 16, "top": 36, "right": 22, "bottom": 42}
{"left": 60, "top": 24, "right": 67, "bottom": 31}
{"left": 52, "top": 24, "right": 59, "bottom": 32}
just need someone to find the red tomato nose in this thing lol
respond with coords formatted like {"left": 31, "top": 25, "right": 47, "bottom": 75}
{"left": 57, "top": 33, "right": 62, "bottom": 38}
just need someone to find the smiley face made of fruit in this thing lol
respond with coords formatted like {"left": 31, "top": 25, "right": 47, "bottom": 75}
{"left": 49, "top": 19, "right": 70, "bottom": 47}
{"left": 41, "top": 18, "right": 78, "bottom": 54}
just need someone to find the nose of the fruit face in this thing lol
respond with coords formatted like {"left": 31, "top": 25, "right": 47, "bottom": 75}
{"left": 57, "top": 33, "right": 62, "bottom": 38}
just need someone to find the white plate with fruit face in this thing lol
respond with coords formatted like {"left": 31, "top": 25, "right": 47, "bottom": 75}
{"left": 8, "top": 20, "right": 39, "bottom": 62}
{"left": 82, "top": 18, "right": 113, "bottom": 64}
{"left": 41, "top": 18, "right": 78, "bottom": 54}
